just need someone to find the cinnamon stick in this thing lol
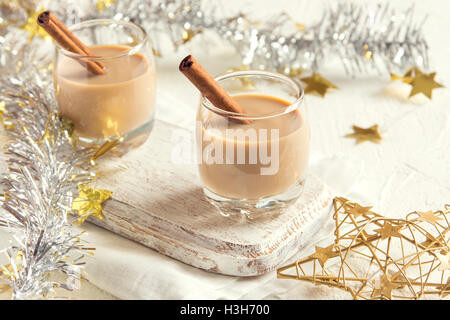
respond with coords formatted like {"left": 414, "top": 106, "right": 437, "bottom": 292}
{"left": 179, "top": 55, "right": 251, "bottom": 124}
{"left": 37, "top": 11, "right": 105, "bottom": 75}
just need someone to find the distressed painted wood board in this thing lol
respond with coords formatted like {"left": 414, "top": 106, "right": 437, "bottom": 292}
{"left": 90, "top": 120, "right": 334, "bottom": 276}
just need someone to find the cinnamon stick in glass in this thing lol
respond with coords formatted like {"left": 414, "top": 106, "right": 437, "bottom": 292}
{"left": 37, "top": 11, "right": 105, "bottom": 75}
{"left": 179, "top": 55, "right": 251, "bottom": 124}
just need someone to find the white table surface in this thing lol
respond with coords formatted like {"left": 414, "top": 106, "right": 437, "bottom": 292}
{"left": 0, "top": 0, "right": 449, "bottom": 300}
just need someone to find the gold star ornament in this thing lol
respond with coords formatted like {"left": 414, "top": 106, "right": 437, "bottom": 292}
{"left": 310, "top": 244, "right": 338, "bottom": 267}
{"left": 391, "top": 68, "right": 444, "bottom": 99}
{"left": 72, "top": 184, "right": 112, "bottom": 225}
{"left": 416, "top": 211, "right": 442, "bottom": 225}
{"left": 300, "top": 73, "right": 338, "bottom": 97}
{"left": 374, "top": 222, "right": 403, "bottom": 240}
{"left": 347, "top": 203, "right": 373, "bottom": 217}
{"left": 379, "top": 275, "right": 402, "bottom": 299}
{"left": 345, "top": 125, "right": 382, "bottom": 144}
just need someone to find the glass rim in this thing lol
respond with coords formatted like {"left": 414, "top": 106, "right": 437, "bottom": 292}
{"left": 55, "top": 18, "right": 149, "bottom": 61}
{"left": 200, "top": 70, "right": 305, "bottom": 120}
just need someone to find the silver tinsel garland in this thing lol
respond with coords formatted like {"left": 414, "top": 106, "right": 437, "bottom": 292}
{"left": 0, "top": 0, "right": 432, "bottom": 299}
{"left": 89, "top": 0, "right": 429, "bottom": 76}
{"left": 0, "top": 36, "right": 97, "bottom": 299}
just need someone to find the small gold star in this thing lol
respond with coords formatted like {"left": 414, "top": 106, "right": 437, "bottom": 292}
{"left": 300, "top": 73, "right": 337, "bottom": 97}
{"left": 348, "top": 204, "right": 373, "bottom": 217}
{"left": 152, "top": 48, "right": 162, "bottom": 57}
{"left": 310, "top": 244, "right": 338, "bottom": 267}
{"left": 379, "top": 275, "right": 402, "bottom": 299}
{"left": 416, "top": 211, "right": 441, "bottom": 225}
{"left": 436, "top": 251, "right": 450, "bottom": 271}
{"left": 345, "top": 125, "right": 382, "bottom": 144}
{"left": 416, "top": 211, "right": 442, "bottom": 225}
{"left": 21, "top": 9, "right": 50, "bottom": 42}
{"left": 409, "top": 72, "right": 444, "bottom": 99}
{"left": 391, "top": 68, "right": 444, "bottom": 99}
{"left": 390, "top": 67, "right": 418, "bottom": 84}
{"left": 374, "top": 222, "right": 403, "bottom": 240}
{"left": 72, "top": 184, "right": 112, "bottom": 225}
{"left": 96, "top": 0, "right": 116, "bottom": 11}
{"left": 295, "top": 23, "right": 306, "bottom": 31}
{"left": 176, "top": 28, "right": 202, "bottom": 46}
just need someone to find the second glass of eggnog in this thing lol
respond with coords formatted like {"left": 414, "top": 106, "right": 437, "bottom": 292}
{"left": 196, "top": 70, "right": 310, "bottom": 218}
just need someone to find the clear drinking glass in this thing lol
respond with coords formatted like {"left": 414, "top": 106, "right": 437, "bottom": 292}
{"left": 196, "top": 70, "right": 310, "bottom": 218}
{"left": 53, "top": 19, "right": 156, "bottom": 152}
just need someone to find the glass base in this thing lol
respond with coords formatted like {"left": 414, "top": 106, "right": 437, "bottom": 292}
{"left": 78, "top": 119, "right": 154, "bottom": 156}
{"left": 203, "top": 179, "right": 305, "bottom": 219}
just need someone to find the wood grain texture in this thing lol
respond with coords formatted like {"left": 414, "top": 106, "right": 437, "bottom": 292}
{"left": 91, "top": 120, "right": 333, "bottom": 276}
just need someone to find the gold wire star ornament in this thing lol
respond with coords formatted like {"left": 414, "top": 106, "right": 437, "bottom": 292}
{"left": 71, "top": 184, "right": 112, "bottom": 225}
{"left": 345, "top": 125, "right": 382, "bottom": 144}
{"left": 300, "top": 73, "right": 338, "bottom": 97}
{"left": 391, "top": 68, "right": 444, "bottom": 99}
{"left": 278, "top": 197, "right": 450, "bottom": 300}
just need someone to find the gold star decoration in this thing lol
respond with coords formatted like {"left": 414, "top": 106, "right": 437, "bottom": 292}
{"left": 278, "top": 197, "right": 450, "bottom": 300}
{"left": 374, "top": 222, "right": 403, "bottom": 240}
{"left": 174, "top": 28, "right": 203, "bottom": 47}
{"left": 390, "top": 68, "right": 415, "bottom": 84}
{"left": 71, "top": 184, "right": 112, "bottom": 225}
{"left": 300, "top": 73, "right": 338, "bottom": 97}
{"left": 152, "top": 48, "right": 162, "bottom": 57}
{"left": 416, "top": 210, "right": 442, "bottom": 225}
{"left": 310, "top": 244, "right": 338, "bottom": 267}
{"left": 391, "top": 68, "right": 444, "bottom": 99}
{"left": 347, "top": 203, "right": 373, "bottom": 217}
{"left": 378, "top": 275, "right": 402, "bottom": 299}
{"left": 96, "top": 0, "right": 116, "bottom": 11}
{"left": 295, "top": 23, "right": 306, "bottom": 31}
{"left": 345, "top": 125, "right": 382, "bottom": 144}
{"left": 20, "top": 8, "right": 50, "bottom": 42}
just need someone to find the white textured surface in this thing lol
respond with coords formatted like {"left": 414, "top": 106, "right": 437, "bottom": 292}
{"left": 1, "top": 0, "right": 449, "bottom": 300}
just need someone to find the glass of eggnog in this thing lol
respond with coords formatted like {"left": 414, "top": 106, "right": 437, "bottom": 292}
{"left": 53, "top": 19, "right": 156, "bottom": 152}
{"left": 196, "top": 70, "right": 310, "bottom": 218}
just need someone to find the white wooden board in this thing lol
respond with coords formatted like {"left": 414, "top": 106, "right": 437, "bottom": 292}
{"left": 90, "top": 120, "right": 333, "bottom": 276}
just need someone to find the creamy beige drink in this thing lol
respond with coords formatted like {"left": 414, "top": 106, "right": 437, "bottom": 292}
{"left": 198, "top": 94, "right": 310, "bottom": 200}
{"left": 55, "top": 45, "right": 156, "bottom": 139}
